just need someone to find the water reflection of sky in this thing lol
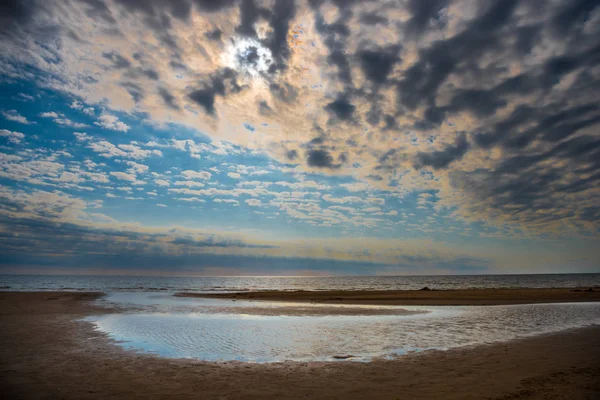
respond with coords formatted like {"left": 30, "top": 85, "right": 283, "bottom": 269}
{"left": 87, "top": 293, "right": 600, "bottom": 363}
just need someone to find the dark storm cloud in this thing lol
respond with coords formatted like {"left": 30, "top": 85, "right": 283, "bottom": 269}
{"left": 265, "top": 0, "right": 296, "bottom": 70}
{"left": 397, "top": 0, "right": 520, "bottom": 111}
{"left": 194, "top": 0, "right": 237, "bottom": 13}
{"left": 0, "top": 0, "right": 39, "bottom": 38}
{"left": 357, "top": 45, "right": 402, "bottom": 85}
{"left": 405, "top": 0, "right": 450, "bottom": 37}
{"left": 112, "top": 0, "right": 193, "bottom": 21}
{"left": 158, "top": 87, "right": 179, "bottom": 110}
{"left": 514, "top": 25, "right": 540, "bottom": 55}
{"left": 122, "top": 82, "right": 144, "bottom": 103}
{"left": 80, "top": 0, "right": 116, "bottom": 24}
{"left": 236, "top": 0, "right": 267, "bottom": 37}
{"left": 326, "top": 96, "right": 356, "bottom": 121}
{"left": 389, "top": 0, "right": 599, "bottom": 229}
{"left": 188, "top": 68, "right": 242, "bottom": 115}
{"left": 414, "top": 133, "right": 470, "bottom": 170}
{"left": 269, "top": 82, "right": 297, "bottom": 103}
{"left": 286, "top": 149, "right": 298, "bottom": 160}
{"left": 313, "top": 2, "right": 353, "bottom": 85}
{"left": 102, "top": 51, "right": 131, "bottom": 69}
{"left": 142, "top": 68, "right": 159, "bottom": 80}
{"left": 475, "top": 103, "right": 600, "bottom": 150}
{"left": 450, "top": 157, "right": 600, "bottom": 228}
{"left": 205, "top": 29, "right": 222, "bottom": 41}
{"left": 306, "top": 148, "right": 341, "bottom": 169}
{"left": 445, "top": 89, "right": 508, "bottom": 118}
{"left": 550, "top": 0, "right": 599, "bottom": 37}
{"left": 359, "top": 12, "right": 388, "bottom": 26}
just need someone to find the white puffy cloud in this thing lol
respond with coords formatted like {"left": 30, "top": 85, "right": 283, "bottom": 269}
{"left": 181, "top": 170, "right": 212, "bottom": 180}
{"left": 174, "top": 180, "right": 204, "bottom": 188}
{"left": 94, "top": 113, "right": 129, "bottom": 132}
{"left": 245, "top": 199, "right": 263, "bottom": 207}
{"left": 110, "top": 171, "right": 137, "bottom": 182}
{"left": 2, "top": 110, "right": 34, "bottom": 125}
{"left": 70, "top": 100, "right": 95, "bottom": 116}
{"left": 0, "top": 129, "right": 25, "bottom": 144}
{"left": 155, "top": 179, "right": 170, "bottom": 187}
{"left": 40, "top": 111, "right": 88, "bottom": 128}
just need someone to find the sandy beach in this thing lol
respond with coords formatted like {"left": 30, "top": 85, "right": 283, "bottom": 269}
{"left": 176, "top": 287, "right": 600, "bottom": 305}
{"left": 1, "top": 291, "right": 599, "bottom": 400}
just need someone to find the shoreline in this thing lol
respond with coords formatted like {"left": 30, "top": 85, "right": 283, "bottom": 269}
{"left": 175, "top": 287, "right": 600, "bottom": 306}
{"left": 1, "top": 291, "right": 599, "bottom": 399}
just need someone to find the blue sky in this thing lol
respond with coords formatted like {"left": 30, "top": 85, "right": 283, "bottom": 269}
{"left": 0, "top": 0, "right": 599, "bottom": 275}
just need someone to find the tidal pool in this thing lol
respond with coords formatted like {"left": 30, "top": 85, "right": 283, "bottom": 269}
{"left": 87, "top": 293, "right": 600, "bottom": 362}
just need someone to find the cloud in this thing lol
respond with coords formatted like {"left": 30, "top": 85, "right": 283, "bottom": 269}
{"left": 174, "top": 180, "right": 204, "bottom": 188}
{"left": 73, "top": 132, "right": 92, "bottom": 141}
{"left": 414, "top": 133, "right": 470, "bottom": 170}
{"left": 181, "top": 170, "right": 212, "bottom": 180}
{"left": 70, "top": 100, "right": 95, "bottom": 115}
{"left": 1, "top": 110, "right": 34, "bottom": 125}
{"left": 1, "top": 0, "right": 599, "bottom": 241}
{"left": 40, "top": 111, "right": 89, "bottom": 128}
{"left": 16, "top": 93, "right": 35, "bottom": 102}
{"left": 110, "top": 171, "right": 137, "bottom": 182}
{"left": 306, "top": 149, "right": 342, "bottom": 169}
{"left": 88, "top": 139, "right": 161, "bottom": 159}
{"left": 95, "top": 113, "right": 129, "bottom": 132}
{"left": 245, "top": 198, "right": 263, "bottom": 207}
{"left": 325, "top": 97, "right": 356, "bottom": 121}
{"left": 0, "top": 129, "right": 25, "bottom": 144}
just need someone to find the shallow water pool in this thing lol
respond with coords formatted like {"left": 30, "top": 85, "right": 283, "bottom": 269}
{"left": 87, "top": 293, "right": 600, "bottom": 362}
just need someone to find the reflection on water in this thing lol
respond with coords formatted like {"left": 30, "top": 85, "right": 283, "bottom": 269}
{"left": 88, "top": 293, "right": 600, "bottom": 363}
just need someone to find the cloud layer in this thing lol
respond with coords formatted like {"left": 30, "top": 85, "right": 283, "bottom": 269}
{"left": 0, "top": 0, "right": 599, "bottom": 274}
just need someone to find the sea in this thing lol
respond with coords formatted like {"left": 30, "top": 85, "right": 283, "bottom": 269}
{"left": 1, "top": 273, "right": 600, "bottom": 293}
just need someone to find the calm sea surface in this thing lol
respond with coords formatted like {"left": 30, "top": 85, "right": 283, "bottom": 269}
{"left": 1, "top": 273, "right": 599, "bottom": 292}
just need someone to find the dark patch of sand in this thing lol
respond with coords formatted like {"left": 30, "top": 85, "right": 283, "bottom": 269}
{"left": 176, "top": 287, "right": 600, "bottom": 306}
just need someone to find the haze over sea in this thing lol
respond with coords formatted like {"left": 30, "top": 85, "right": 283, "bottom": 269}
{"left": 2, "top": 273, "right": 600, "bottom": 293}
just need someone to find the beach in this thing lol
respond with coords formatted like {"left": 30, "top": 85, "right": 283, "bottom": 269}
{"left": 176, "top": 287, "right": 600, "bottom": 305}
{"left": 1, "top": 291, "right": 599, "bottom": 399}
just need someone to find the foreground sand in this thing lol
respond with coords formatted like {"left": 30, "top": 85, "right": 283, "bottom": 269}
{"left": 177, "top": 287, "right": 600, "bottom": 305}
{"left": 0, "top": 292, "right": 599, "bottom": 400}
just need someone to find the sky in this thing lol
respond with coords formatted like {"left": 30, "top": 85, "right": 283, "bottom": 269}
{"left": 0, "top": 0, "right": 599, "bottom": 276}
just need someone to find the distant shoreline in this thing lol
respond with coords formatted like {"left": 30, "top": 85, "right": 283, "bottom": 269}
{"left": 176, "top": 287, "right": 600, "bottom": 306}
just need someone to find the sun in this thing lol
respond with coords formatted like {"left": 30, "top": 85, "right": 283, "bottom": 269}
{"left": 221, "top": 37, "right": 274, "bottom": 79}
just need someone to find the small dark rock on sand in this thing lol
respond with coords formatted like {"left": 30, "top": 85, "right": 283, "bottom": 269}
{"left": 332, "top": 355, "right": 355, "bottom": 360}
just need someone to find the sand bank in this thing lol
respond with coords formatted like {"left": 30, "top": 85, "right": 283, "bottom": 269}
{"left": 1, "top": 291, "right": 599, "bottom": 399}
{"left": 176, "top": 287, "right": 600, "bottom": 305}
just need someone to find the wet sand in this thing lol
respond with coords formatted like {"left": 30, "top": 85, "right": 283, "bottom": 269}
{"left": 1, "top": 292, "right": 599, "bottom": 400}
{"left": 176, "top": 287, "right": 600, "bottom": 305}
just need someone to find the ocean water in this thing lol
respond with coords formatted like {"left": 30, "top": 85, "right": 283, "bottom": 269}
{"left": 87, "top": 292, "right": 600, "bottom": 363}
{"left": 2, "top": 273, "right": 600, "bottom": 292}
